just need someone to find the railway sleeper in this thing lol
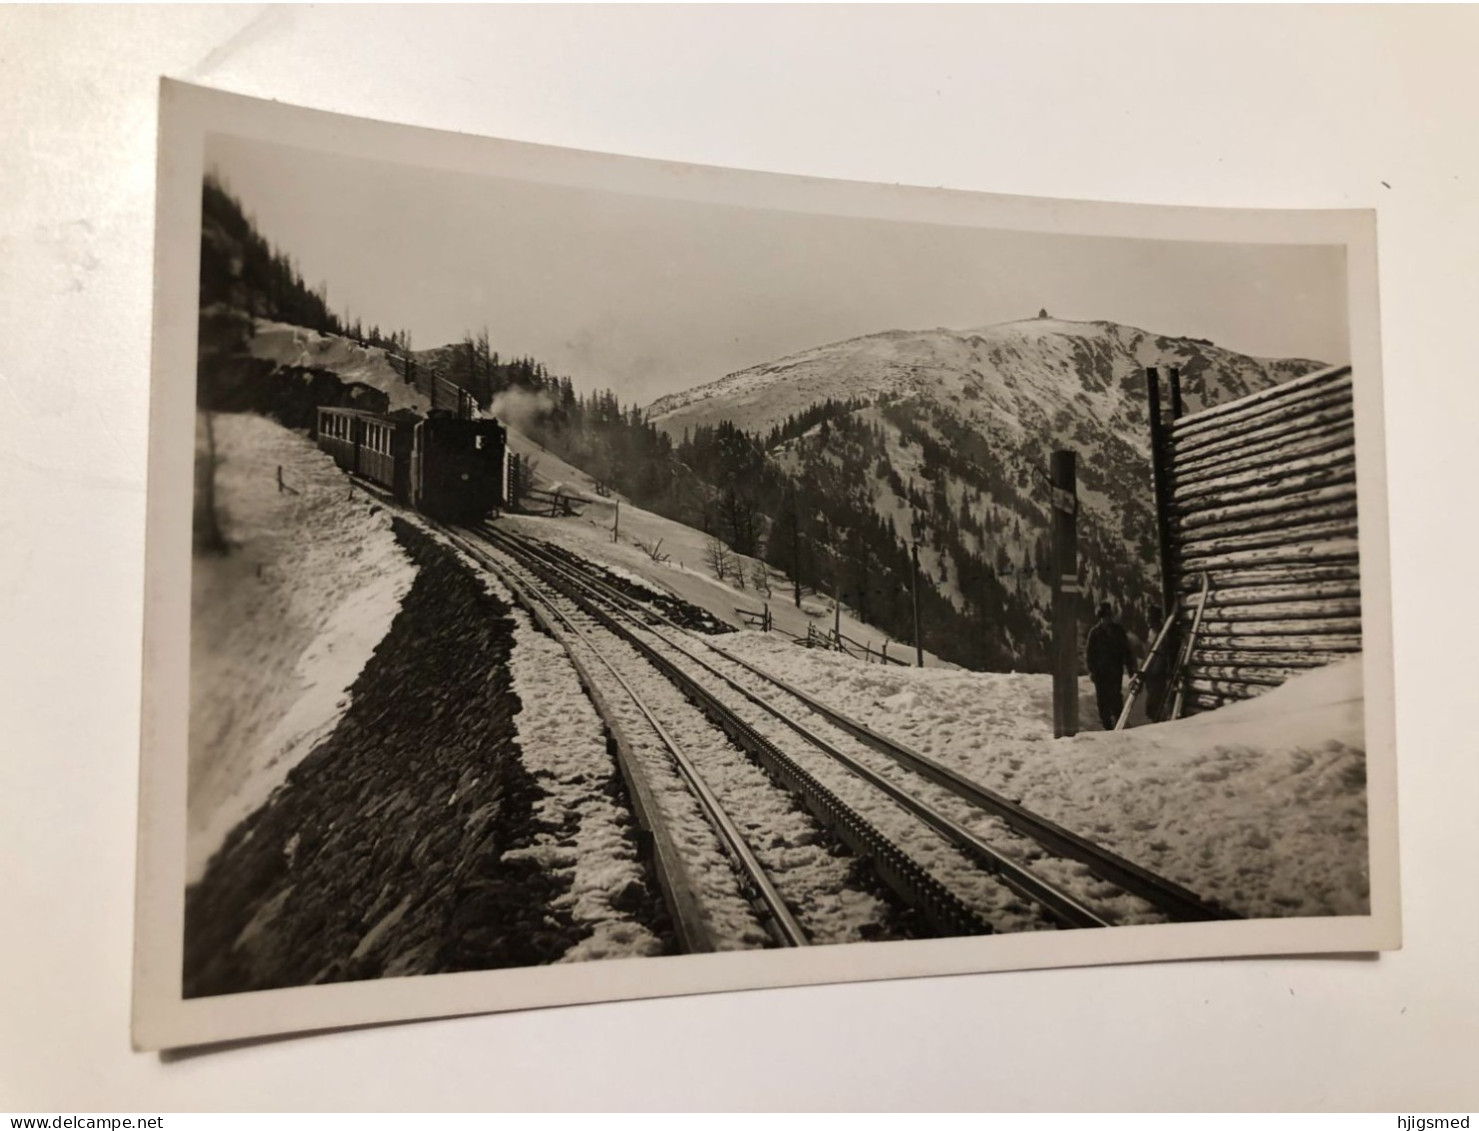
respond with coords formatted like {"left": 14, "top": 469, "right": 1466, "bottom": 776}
{"left": 784, "top": 758, "right": 989, "bottom": 940}
{"left": 527, "top": 545, "right": 997, "bottom": 942}
{"left": 763, "top": 759, "right": 979, "bottom": 939}
{"left": 674, "top": 660, "right": 993, "bottom": 940}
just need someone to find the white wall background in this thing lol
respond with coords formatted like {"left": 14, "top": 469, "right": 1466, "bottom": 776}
{"left": 2, "top": 5, "right": 1476, "bottom": 1112}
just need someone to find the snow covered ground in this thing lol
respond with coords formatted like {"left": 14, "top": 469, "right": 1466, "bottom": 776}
{"left": 447, "top": 526, "right": 900, "bottom": 948}
{"left": 187, "top": 413, "right": 417, "bottom": 881}
{"left": 407, "top": 521, "right": 672, "bottom": 962}
{"left": 494, "top": 427, "right": 1369, "bottom": 920}
{"left": 504, "top": 427, "right": 951, "bottom": 666}
{"left": 497, "top": 602, "right": 669, "bottom": 962}
{"left": 708, "top": 633, "right": 1368, "bottom": 918}
{"left": 249, "top": 320, "right": 429, "bottom": 413}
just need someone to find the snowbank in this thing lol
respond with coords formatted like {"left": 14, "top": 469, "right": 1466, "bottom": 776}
{"left": 187, "top": 413, "right": 417, "bottom": 882}
{"left": 249, "top": 320, "right": 429, "bottom": 413}
{"left": 443, "top": 540, "right": 667, "bottom": 962}
{"left": 1043, "top": 659, "right": 1368, "bottom": 917}
{"left": 714, "top": 633, "right": 1368, "bottom": 918}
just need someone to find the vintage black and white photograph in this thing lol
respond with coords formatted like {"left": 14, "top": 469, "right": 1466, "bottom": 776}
{"left": 134, "top": 82, "right": 1398, "bottom": 1049}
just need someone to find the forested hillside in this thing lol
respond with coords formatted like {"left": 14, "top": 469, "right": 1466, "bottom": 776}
{"left": 200, "top": 174, "right": 408, "bottom": 351}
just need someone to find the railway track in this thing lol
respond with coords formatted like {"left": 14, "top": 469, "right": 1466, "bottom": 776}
{"left": 437, "top": 524, "right": 806, "bottom": 951}
{"left": 438, "top": 522, "right": 996, "bottom": 953}
{"left": 479, "top": 522, "right": 1239, "bottom": 930}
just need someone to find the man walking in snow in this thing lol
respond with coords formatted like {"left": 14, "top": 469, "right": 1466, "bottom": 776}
{"left": 1086, "top": 601, "right": 1135, "bottom": 730}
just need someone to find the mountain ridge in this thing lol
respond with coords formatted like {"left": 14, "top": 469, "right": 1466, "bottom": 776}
{"left": 647, "top": 316, "right": 1324, "bottom": 436}
{"left": 636, "top": 315, "right": 1328, "bottom": 670}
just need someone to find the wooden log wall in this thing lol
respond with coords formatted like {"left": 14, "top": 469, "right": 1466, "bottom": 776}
{"left": 1147, "top": 363, "right": 1360, "bottom": 714}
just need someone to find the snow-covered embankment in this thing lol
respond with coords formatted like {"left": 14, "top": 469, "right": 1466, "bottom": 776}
{"left": 187, "top": 412, "right": 417, "bottom": 881}
{"left": 411, "top": 522, "right": 669, "bottom": 963}
{"left": 249, "top": 320, "right": 429, "bottom": 413}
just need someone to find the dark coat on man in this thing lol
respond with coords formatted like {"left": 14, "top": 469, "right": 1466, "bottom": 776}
{"left": 1085, "top": 619, "right": 1135, "bottom": 682}
{"left": 1085, "top": 615, "right": 1135, "bottom": 729}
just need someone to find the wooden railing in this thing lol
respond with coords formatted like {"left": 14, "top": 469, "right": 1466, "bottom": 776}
{"left": 516, "top": 486, "right": 582, "bottom": 517}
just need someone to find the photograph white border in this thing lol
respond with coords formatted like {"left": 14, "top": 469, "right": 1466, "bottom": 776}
{"left": 134, "top": 78, "right": 1400, "bottom": 1052}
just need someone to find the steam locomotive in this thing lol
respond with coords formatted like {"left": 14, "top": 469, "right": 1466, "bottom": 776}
{"left": 315, "top": 405, "right": 508, "bottom": 522}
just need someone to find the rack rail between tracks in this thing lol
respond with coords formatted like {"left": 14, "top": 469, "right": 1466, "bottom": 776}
{"left": 484, "top": 523, "right": 1238, "bottom": 927}
{"left": 450, "top": 522, "right": 994, "bottom": 943}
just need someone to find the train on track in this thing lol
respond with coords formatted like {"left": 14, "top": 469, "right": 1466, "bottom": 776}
{"left": 315, "top": 405, "right": 509, "bottom": 522}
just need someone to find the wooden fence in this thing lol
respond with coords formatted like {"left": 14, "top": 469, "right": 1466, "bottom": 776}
{"left": 1148, "top": 362, "right": 1360, "bottom": 714}
{"left": 741, "top": 604, "right": 909, "bottom": 666}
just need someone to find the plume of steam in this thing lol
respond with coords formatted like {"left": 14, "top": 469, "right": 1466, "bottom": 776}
{"left": 486, "top": 387, "right": 556, "bottom": 432}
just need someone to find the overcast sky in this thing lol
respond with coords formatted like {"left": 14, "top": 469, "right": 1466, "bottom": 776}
{"left": 206, "top": 133, "right": 1350, "bottom": 408}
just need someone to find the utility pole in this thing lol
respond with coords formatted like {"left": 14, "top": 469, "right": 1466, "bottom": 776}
{"left": 789, "top": 492, "right": 803, "bottom": 609}
{"left": 911, "top": 541, "right": 923, "bottom": 668}
{"left": 818, "top": 516, "right": 839, "bottom": 645}
{"left": 1050, "top": 450, "right": 1079, "bottom": 737}
{"left": 832, "top": 576, "right": 841, "bottom": 645}
{"left": 613, "top": 498, "right": 620, "bottom": 543}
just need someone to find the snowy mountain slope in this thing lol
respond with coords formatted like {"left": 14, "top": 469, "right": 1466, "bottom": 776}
{"left": 503, "top": 426, "right": 949, "bottom": 663}
{"left": 646, "top": 317, "right": 1327, "bottom": 668}
{"left": 648, "top": 317, "right": 1320, "bottom": 440}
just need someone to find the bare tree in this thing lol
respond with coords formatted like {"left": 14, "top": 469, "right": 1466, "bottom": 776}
{"left": 703, "top": 535, "right": 734, "bottom": 583}
{"left": 634, "top": 536, "right": 670, "bottom": 565}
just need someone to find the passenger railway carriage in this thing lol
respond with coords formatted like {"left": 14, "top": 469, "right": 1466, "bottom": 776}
{"left": 316, "top": 405, "right": 508, "bottom": 521}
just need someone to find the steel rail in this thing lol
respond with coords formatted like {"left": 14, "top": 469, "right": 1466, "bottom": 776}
{"left": 440, "top": 524, "right": 809, "bottom": 950}
{"left": 470, "top": 524, "right": 993, "bottom": 939}
{"left": 481, "top": 526, "right": 1108, "bottom": 930}
{"left": 488, "top": 524, "right": 1239, "bottom": 925}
